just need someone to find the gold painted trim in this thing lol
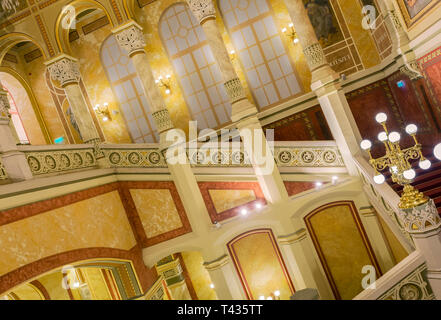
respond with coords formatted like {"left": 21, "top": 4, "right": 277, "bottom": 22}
{"left": 0, "top": 66, "right": 52, "bottom": 144}
{"left": 0, "top": 32, "right": 48, "bottom": 62}
{"left": 55, "top": 0, "right": 116, "bottom": 54}
{"left": 397, "top": 0, "right": 441, "bottom": 28}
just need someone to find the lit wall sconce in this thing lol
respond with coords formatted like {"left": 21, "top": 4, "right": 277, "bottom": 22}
{"left": 155, "top": 74, "right": 172, "bottom": 95}
{"left": 282, "top": 23, "right": 299, "bottom": 44}
{"left": 229, "top": 49, "right": 237, "bottom": 61}
{"left": 93, "top": 102, "right": 117, "bottom": 122}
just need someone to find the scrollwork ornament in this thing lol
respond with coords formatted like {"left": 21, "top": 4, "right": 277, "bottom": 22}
{"left": 399, "top": 199, "right": 441, "bottom": 233}
{"left": 114, "top": 23, "right": 146, "bottom": 56}
{"left": 47, "top": 57, "right": 81, "bottom": 87}
{"left": 303, "top": 43, "right": 327, "bottom": 71}
{"left": 186, "top": 0, "right": 216, "bottom": 24}
{"left": 224, "top": 78, "right": 247, "bottom": 104}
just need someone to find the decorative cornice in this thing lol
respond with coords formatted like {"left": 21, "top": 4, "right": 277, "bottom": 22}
{"left": 45, "top": 55, "right": 80, "bottom": 87}
{"left": 203, "top": 254, "right": 229, "bottom": 271}
{"left": 113, "top": 21, "right": 146, "bottom": 56}
{"left": 224, "top": 78, "right": 247, "bottom": 104}
{"left": 303, "top": 43, "right": 327, "bottom": 71}
{"left": 400, "top": 60, "right": 423, "bottom": 81}
{"left": 278, "top": 228, "right": 307, "bottom": 245}
{"left": 186, "top": 0, "right": 216, "bottom": 25}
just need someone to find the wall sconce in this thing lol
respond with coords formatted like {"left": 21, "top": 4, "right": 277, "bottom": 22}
{"left": 282, "top": 23, "right": 299, "bottom": 44}
{"left": 155, "top": 74, "right": 172, "bottom": 95}
{"left": 229, "top": 49, "right": 237, "bottom": 61}
{"left": 93, "top": 102, "right": 115, "bottom": 122}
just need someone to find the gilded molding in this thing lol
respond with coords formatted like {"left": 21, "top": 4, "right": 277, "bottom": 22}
{"left": 303, "top": 43, "right": 327, "bottom": 71}
{"left": 400, "top": 60, "right": 423, "bottom": 81}
{"left": 224, "top": 78, "right": 247, "bottom": 104}
{"left": 203, "top": 254, "right": 230, "bottom": 271}
{"left": 186, "top": 0, "right": 216, "bottom": 24}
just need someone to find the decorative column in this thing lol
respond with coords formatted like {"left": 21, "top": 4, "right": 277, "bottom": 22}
{"left": 186, "top": 0, "right": 288, "bottom": 204}
{"left": 113, "top": 21, "right": 213, "bottom": 236}
{"left": 282, "top": 0, "right": 361, "bottom": 175}
{"left": 45, "top": 55, "right": 104, "bottom": 159}
{"left": 359, "top": 206, "right": 396, "bottom": 273}
{"left": 398, "top": 198, "right": 441, "bottom": 298}
{"left": 203, "top": 254, "right": 245, "bottom": 300}
{"left": 155, "top": 257, "right": 192, "bottom": 300}
{"left": 113, "top": 21, "right": 174, "bottom": 144}
{"left": 0, "top": 89, "right": 33, "bottom": 181}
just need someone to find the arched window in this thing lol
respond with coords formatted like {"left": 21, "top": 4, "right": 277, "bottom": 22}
{"left": 2, "top": 85, "right": 29, "bottom": 145}
{"left": 101, "top": 35, "right": 158, "bottom": 143}
{"left": 160, "top": 3, "right": 231, "bottom": 130}
{"left": 219, "top": 0, "right": 302, "bottom": 109}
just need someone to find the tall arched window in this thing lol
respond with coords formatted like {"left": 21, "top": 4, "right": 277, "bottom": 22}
{"left": 219, "top": 0, "right": 302, "bottom": 109}
{"left": 1, "top": 85, "right": 29, "bottom": 145}
{"left": 101, "top": 35, "right": 158, "bottom": 143}
{"left": 160, "top": 3, "right": 231, "bottom": 130}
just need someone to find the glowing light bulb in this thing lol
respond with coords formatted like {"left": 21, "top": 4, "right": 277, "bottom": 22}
{"left": 289, "top": 23, "right": 293, "bottom": 28}
{"left": 375, "top": 113, "right": 388, "bottom": 124}
{"left": 210, "top": 284, "right": 215, "bottom": 289}
{"left": 332, "top": 176, "right": 338, "bottom": 184}
{"left": 293, "top": 38, "right": 299, "bottom": 44}
{"left": 390, "top": 166, "right": 398, "bottom": 174}
{"left": 230, "top": 50, "right": 235, "bottom": 55}
{"left": 316, "top": 182, "right": 323, "bottom": 188}
{"left": 255, "top": 203, "right": 262, "bottom": 209}
{"left": 374, "top": 174, "right": 385, "bottom": 185}
{"left": 259, "top": 296, "right": 265, "bottom": 300}
{"left": 165, "top": 89, "right": 171, "bottom": 95}
{"left": 267, "top": 297, "right": 273, "bottom": 300}
{"left": 406, "top": 124, "right": 418, "bottom": 135}
{"left": 419, "top": 159, "right": 431, "bottom": 170}
{"left": 403, "top": 169, "right": 416, "bottom": 180}
{"left": 102, "top": 116, "right": 109, "bottom": 122}
{"left": 72, "top": 282, "right": 80, "bottom": 289}
{"left": 360, "top": 140, "right": 372, "bottom": 150}
{"left": 282, "top": 28, "right": 287, "bottom": 33}
{"left": 241, "top": 209, "right": 248, "bottom": 216}
{"left": 166, "top": 74, "right": 171, "bottom": 79}
{"left": 389, "top": 132, "right": 401, "bottom": 143}
{"left": 378, "top": 132, "right": 388, "bottom": 142}
{"left": 94, "top": 104, "right": 99, "bottom": 110}
{"left": 434, "top": 143, "right": 441, "bottom": 160}
{"left": 274, "top": 290, "right": 280, "bottom": 297}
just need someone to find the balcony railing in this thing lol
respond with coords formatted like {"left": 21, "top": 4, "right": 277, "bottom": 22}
{"left": 354, "top": 251, "right": 434, "bottom": 300}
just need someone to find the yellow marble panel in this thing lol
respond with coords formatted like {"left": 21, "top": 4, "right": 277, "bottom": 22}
{"left": 308, "top": 204, "right": 375, "bottom": 300}
{"left": 377, "top": 215, "right": 409, "bottom": 265}
{"left": 208, "top": 189, "right": 256, "bottom": 213}
{"left": 130, "top": 189, "right": 183, "bottom": 238}
{"left": 181, "top": 251, "right": 218, "bottom": 300}
{"left": 0, "top": 191, "right": 137, "bottom": 276}
{"left": 230, "top": 231, "right": 293, "bottom": 300}
{"left": 38, "top": 271, "right": 71, "bottom": 300}
{"left": 82, "top": 268, "right": 111, "bottom": 300}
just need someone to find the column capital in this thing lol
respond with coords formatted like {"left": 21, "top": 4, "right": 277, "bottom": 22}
{"left": 113, "top": 20, "right": 146, "bottom": 56}
{"left": 224, "top": 78, "right": 247, "bottom": 104}
{"left": 0, "top": 89, "right": 10, "bottom": 121}
{"left": 152, "top": 109, "right": 174, "bottom": 134}
{"left": 399, "top": 199, "right": 441, "bottom": 235}
{"left": 45, "top": 54, "right": 81, "bottom": 87}
{"left": 186, "top": 0, "right": 216, "bottom": 25}
{"left": 303, "top": 43, "right": 328, "bottom": 72}
{"left": 277, "top": 228, "right": 308, "bottom": 245}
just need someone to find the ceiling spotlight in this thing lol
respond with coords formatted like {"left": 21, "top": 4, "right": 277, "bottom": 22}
{"left": 274, "top": 290, "right": 281, "bottom": 297}
{"left": 315, "top": 182, "right": 323, "bottom": 188}
{"left": 241, "top": 209, "right": 248, "bottom": 216}
{"left": 255, "top": 203, "right": 262, "bottom": 209}
{"left": 210, "top": 284, "right": 215, "bottom": 289}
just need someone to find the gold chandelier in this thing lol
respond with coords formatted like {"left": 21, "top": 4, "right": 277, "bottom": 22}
{"left": 360, "top": 113, "right": 430, "bottom": 210}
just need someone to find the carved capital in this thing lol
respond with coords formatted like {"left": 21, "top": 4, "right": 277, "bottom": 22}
{"left": 400, "top": 60, "right": 423, "bottom": 81}
{"left": 399, "top": 199, "right": 441, "bottom": 234}
{"left": 113, "top": 21, "right": 146, "bottom": 56}
{"left": 224, "top": 78, "right": 247, "bottom": 104}
{"left": 186, "top": 0, "right": 216, "bottom": 24}
{"left": 303, "top": 43, "right": 327, "bottom": 71}
{"left": 152, "top": 109, "right": 174, "bottom": 133}
{"left": 46, "top": 56, "right": 81, "bottom": 87}
{"left": 0, "top": 89, "right": 11, "bottom": 121}
{"left": 203, "top": 254, "right": 230, "bottom": 271}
